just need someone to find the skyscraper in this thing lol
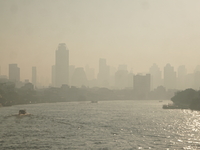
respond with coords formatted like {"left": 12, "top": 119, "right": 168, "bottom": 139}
{"left": 9, "top": 64, "right": 20, "bottom": 82}
{"left": 194, "top": 65, "right": 200, "bottom": 90}
{"left": 164, "top": 64, "right": 176, "bottom": 90}
{"left": 149, "top": 63, "right": 162, "bottom": 91}
{"left": 97, "top": 58, "right": 109, "bottom": 87}
{"left": 55, "top": 43, "right": 69, "bottom": 87}
{"left": 69, "top": 65, "right": 75, "bottom": 86}
{"left": 115, "top": 64, "right": 129, "bottom": 89}
{"left": 133, "top": 74, "right": 151, "bottom": 99}
{"left": 32, "top": 66, "right": 37, "bottom": 87}
{"left": 71, "top": 67, "right": 88, "bottom": 87}
{"left": 177, "top": 65, "right": 187, "bottom": 90}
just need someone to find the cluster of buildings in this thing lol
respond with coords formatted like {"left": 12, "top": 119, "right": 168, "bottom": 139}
{"left": 1, "top": 43, "right": 200, "bottom": 93}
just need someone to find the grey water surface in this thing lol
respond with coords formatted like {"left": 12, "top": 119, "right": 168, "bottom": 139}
{"left": 0, "top": 100, "right": 200, "bottom": 150}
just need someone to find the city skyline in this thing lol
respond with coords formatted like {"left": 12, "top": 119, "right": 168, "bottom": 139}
{"left": 1, "top": 0, "right": 200, "bottom": 81}
{"left": 3, "top": 59, "right": 200, "bottom": 90}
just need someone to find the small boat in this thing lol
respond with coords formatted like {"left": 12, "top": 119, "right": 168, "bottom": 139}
{"left": 162, "top": 104, "right": 180, "bottom": 109}
{"left": 19, "top": 109, "right": 27, "bottom": 115}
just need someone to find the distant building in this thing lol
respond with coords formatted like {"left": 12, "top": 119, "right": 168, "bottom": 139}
{"left": 164, "top": 64, "right": 176, "bottom": 90}
{"left": 71, "top": 67, "right": 88, "bottom": 87}
{"left": 97, "top": 58, "right": 110, "bottom": 87}
{"left": 109, "top": 66, "right": 117, "bottom": 88}
{"left": 185, "top": 73, "right": 194, "bottom": 89}
{"left": 127, "top": 72, "right": 134, "bottom": 89}
{"left": 177, "top": 65, "right": 187, "bottom": 90}
{"left": 69, "top": 65, "right": 75, "bottom": 86}
{"left": 115, "top": 65, "right": 129, "bottom": 89}
{"left": 0, "top": 75, "right": 7, "bottom": 79}
{"left": 55, "top": 43, "right": 69, "bottom": 87}
{"left": 194, "top": 65, "right": 200, "bottom": 90}
{"left": 85, "top": 65, "right": 95, "bottom": 81}
{"left": 149, "top": 63, "right": 162, "bottom": 91}
{"left": 32, "top": 66, "right": 37, "bottom": 87}
{"left": 133, "top": 74, "right": 151, "bottom": 95}
{"left": 115, "top": 70, "right": 128, "bottom": 89}
{"left": 9, "top": 64, "right": 20, "bottom": 82}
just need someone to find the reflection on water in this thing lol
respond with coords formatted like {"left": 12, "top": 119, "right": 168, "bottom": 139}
{"left": 0, "top": 100, "right": 200, "bottom": 149}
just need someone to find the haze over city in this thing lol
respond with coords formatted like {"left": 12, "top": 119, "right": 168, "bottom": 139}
{"left": 1, "top": 0, "right": 200, "bottom": 85}
{"left": 2, "top": 1, "right": 200, "bottom": 149}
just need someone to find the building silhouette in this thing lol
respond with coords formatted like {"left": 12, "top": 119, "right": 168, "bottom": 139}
{"left": 32, "top": 66, "right": 37, "bottom": 87}
{"left": 133, "top": 74, "right": 151, "bottom": 92}
{"left": 97, "top": 58, "right": 110, "bottom": 87}
{"left": 71, "top": 67, "right": 88, "bottom": 87}
{"left": 9, "top": 64, "right": 20, "bottom": 82}
{"left": 149, "top": 63, "right": 162, "bottom": 91}
{"left": 133, "top": 74, "right": 151, "bottom": 99}
{"left": 85, "top": 65, "right": 95, "bottom": 81}
{"left": 55, "top": 43, "right": 69, "bottom": 87}
{"left": 115, "top": 65, "right": 129, "bottom": 89}
{"left": 185, "top": 73, "right": 194, "bottom": 89}
{"left": 164, "top": 64, "right": 176, "bottom": 90}
{"left": 194, "top": 65, "right": 200, "bottom": 90}
{"left": 69, "top": 65, "right": 75, "bottom": 86}
{"left": 177, "top": 65, "right": 187, "bottom": 90}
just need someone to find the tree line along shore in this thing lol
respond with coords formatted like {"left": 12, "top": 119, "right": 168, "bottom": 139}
{"left": 0, "top": 80, "right": 178, "bottom": 107}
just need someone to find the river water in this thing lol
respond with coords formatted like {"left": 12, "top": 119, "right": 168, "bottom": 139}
{"left": 0, "top": 100, "right": 200, "bottom": 150}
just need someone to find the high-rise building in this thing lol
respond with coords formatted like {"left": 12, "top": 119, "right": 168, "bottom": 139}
{"left": 55, "top": 43, "right": 69, "bottom": 87}
{"left": 177, "top": 65, "right": 187, "bottom": 90}
{"left": 85, "top": 65, "right": 95, "bottom": 81}
{"left": 69, "top": 65, "right": 75, "bottom": 86}
{"left": 194, "top": 65, "right": 200, "bottom": 90}
{"left": 71, "top": 67, "right": 88, "bottom": 87}
{"left": 149, "top": 63, "right": 162, "bottom": 91}
{"left": 164, "top": 64, "right": 176, "bottom": 90}
{"left": 115, "top": 64, "right": 129, "bottom": 89}
{"left": 109, "top": 66, "right": 117, "bottom": 88}
{"left": 97, "top": 58, "right": 109, "bottom": 87}
{"left": 185, "top": 73, "right": 194, "bottom": 89}
{"left": 9, "top": 64, "right": 20, "bottom": 82}
{"left": 133, "top": 74, "right": 151, "bottom": 98}
{"left": 32, "top": 66, "right": 37, "bottom": 87}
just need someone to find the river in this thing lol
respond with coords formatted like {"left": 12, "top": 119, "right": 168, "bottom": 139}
{"left": 0, "top": 100, "right": 200, "bottom": 150}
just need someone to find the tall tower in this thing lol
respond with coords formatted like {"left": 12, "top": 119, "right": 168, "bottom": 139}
{"left": 177, "top": 65, "right": 187, "bottom": 90}
{"left": 97, "top": 58, "right": 109, "bottom": 87}
{"left": 149, "top": 63, "right": 162, "bottom": 90}
{"left": 55, "top": 43, "right": 69, "bottom": 87}
{"left": 9, "top": 64, "right": 20, "bottom": 82}
{"left": 32, "top": 66, "right": 37, "bottom": 87}
{"left": 164, "top": 64, "right": 176, "bottom": 90}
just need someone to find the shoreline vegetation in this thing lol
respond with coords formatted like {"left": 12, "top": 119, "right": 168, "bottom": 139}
{"left": 0, "top": 81, "right": 176, "bottom": 107}
{"left": 163, "top": 88, "right": 200, "bottom": 111}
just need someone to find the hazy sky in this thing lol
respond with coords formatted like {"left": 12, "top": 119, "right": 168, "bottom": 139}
{"left": 1, "top": 0, "right": 200, "bottom": 83}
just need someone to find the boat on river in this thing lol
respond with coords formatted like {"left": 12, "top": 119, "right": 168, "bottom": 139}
{"left": 163, "top": 103, "right": 188, "bottom": 109}
{"left": 19, "top": 109, "right": 27, "bottom": 115}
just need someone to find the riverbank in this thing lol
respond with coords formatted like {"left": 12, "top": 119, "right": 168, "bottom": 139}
{"left": 163, "top": 88, "right": 200, "bottom": 111}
